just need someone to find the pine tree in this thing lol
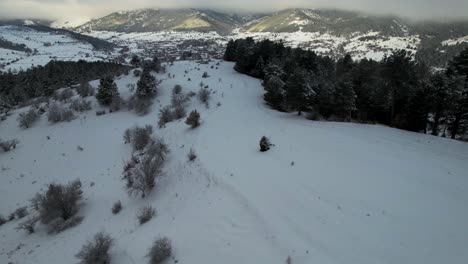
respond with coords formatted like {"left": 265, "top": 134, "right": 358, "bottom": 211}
{"left": 446, "top": 48, "right": 468, "bottom": 139}
{"left": 96, "top": 76, "right": 119, "bottom": 106}
{"left": 264, "top": 75, "right": 285, "bottom": 110}
{"left": 334, "top": 78, "right": 356, "bottom": 119}
{"left": 285, "top": 69, "right": 315, "bottom": 115}
{"left": 224, "top": 40, "right": 236, "bottom": 61}
{"left": 136, "top": 70, "right": 157, "bottom": 99}
{"left": 251, "top": 56, "right": 265, "bottom": 78}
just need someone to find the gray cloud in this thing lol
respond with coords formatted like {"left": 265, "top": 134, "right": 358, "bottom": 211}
{"left": 0, "top": 0, "right": 467, "bottom": 21}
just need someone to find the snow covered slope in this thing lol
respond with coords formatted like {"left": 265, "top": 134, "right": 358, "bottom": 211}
{"left": 0, "top": 25, "right": 115, "bottom": 72}
{"left": 1, "top": 61, "right": 468, "bottom": 264}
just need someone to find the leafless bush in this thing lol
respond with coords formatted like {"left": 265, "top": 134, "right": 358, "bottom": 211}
{"left": 17, "top": 108, "right": 40, "bottom": 129}
{"left": 48, "top": 103, "right": 75, "bottom": 123}
{"left": 47, "top": 215, "right": 83, "bottom": 234}
{"left": 112, "top": 201, "right": 122, "bottom": 215}
{"left": 55, "top": 88, "right": 74, "bottom": 102}
{"left": 0, "top": 215, "right": 6, "bottom": 226}
{"left": 137, "top": 206, "right": 156, "bottom": 225}
{"left": 173, "top": 105, "right": 186, "bottom": 120}
{"left": 31, "top": 179, "right": 83, "bottom": 231}
{"left": 109, "top": 95, "right": 122, "bottom": 113}
{"left": 185, "top": 110, "right": 200, "bottom": 128}
{"left": 146, "top": 138, "right": 169, "bottom": 162}
{"left": 0, "top": 138, "right": 19, "bottom": 152}
{"left": 127, "top": 95, "right": 152, "bottom": 116}
{"left": 70, "top": 99, "right": 92, "bottom": 112}
{"left": 158, "top": 106, "right": 174, "bottom": 128}
{"left": 187, "top": 148, "right": 197, "bottom": 161}
{"left": 8, "top": 213, "right": 15, "bottom": 221}
{"left": 96, "top": 110, "right": 106, "bottom": 116}
{"left": 76, "top": 232, "right": 113, "bottom": 264}
{"left": 147, "top": 237, "right": 172, "bottom": 264}
{"left": 198, "top": 88, "right": 211, "bottom": 106}
{"left": 76, "top": 82, "right": 95, "bottom": 98}
{"left": 126, "top": 154, "right": 163, "bottom": 198}
{"left": 172, "top": 85, "right": 182, "bottom": 95}
{"left": 124, "top": 125, "right": 153, "bottom": 152}
{"left": 202, "top": 71, "right": 209, "bottom": 78}
{"left": 15, "top": 206, "right": 28, "bottom": 219}
{"left": 16, "top": 216, "right": 38, "bottom": 234}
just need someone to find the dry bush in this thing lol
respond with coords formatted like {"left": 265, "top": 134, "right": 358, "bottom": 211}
{"left": 76, "top": 82, "right": 95, "bottom": 98}
{"left": 70, "top": 99, "right": 92, "bottom": 112}
{"left": 15, "top": 206, "right": 28, "bottom": 219}
{"left": 198, "top": 88, "right": 211, "bottom": 106}
{"left": 109, "top": 95, "right": 122, "bottom": 113}
{"left": 158, "top": 106, "right": 174, "bottom": 128}
{"left": 126, "top": 155, "right": 163, "bottom": 198}
{"left": 16, "top": 216, "right": 38, "bottom": 234}
{"left": 260, "top": 136, "right": 272, "bottom": 152}
{"left": 187, "top": 148, "right": 197, "bottom": 162}
{"left": 112, "top": 201, "right": 122, "bottom": 215}
{"left": 31, "top": 179, "right": 83, "bottom": 232}
{"left": 55, "top": 88, "right": 74, "bottom": 102}
{"left": 137, "top": 206, "right": 156, "bottom": 225}
{"left": 128, "top": 96, "right": 152, "bottom": 116}
{"left": 146, "top": 138, "right": 169, "bottom": 162}
{"left": 0, "top": 138, "right": 19, "bottom": 152}
{"left": 48, "top": 103, "right": 75, "bottom": 123}
{"left": 147, "top": 237, "right": 172, "bottom": 264}
{"left": 76, "top": 232, "right": 113, "bottom": 264}
{"left": 185, "top": 110, "right": 200, "bottom": 128}
{"left": 0, "top": 214, "right": 7, "bottom": 226}
{"left": 17, "top": 108, "right": 40, "bottom": 129}
{"left": 124, "top": 125, "right": 153, "bottom": 152}
{"left": 47, "top": 215, "right": 83, "bottom": 234}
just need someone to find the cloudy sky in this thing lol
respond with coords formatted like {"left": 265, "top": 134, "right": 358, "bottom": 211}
{"left": 0, "top": 0, "right": 467, "bottom": 21}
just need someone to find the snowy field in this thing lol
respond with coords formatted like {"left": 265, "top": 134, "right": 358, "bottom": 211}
{"left": 1, "top": 61, "right": 468, "bottom": 264}
{"left": 0, "top": 25, "right": 114, "bottom": 72}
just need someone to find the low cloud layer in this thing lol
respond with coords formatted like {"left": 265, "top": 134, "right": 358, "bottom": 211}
{"left": 0, "top": 0, "right": 467, "bottom": 21}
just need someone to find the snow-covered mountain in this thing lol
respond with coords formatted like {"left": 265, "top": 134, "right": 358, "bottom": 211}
{"left": 1, "top": 60, "right": 468, "bottom": 264}
{"left": 77, "top": 8, "right": 258, "bottom": 35}
{"left": 72, "top": 8, "right": 468, "bottom": 66}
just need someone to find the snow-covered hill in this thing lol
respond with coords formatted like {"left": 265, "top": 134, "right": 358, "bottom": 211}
{"left": 0, "top": 25, "right": 117, "bottom": 72}
{"left": 1, "top": 61, "right": 467, "bottom": 264}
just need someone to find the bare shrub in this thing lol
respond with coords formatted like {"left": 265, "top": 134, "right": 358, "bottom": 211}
{"left": 109, "top": 95, "right": 122, "bottom": 113}
{"left": 15, "top": 206, "right": 28, "bottom": 219}
{"left": 8, "top": 213, "right": 15, "bottom": 221}
{"left": 172, "top": 85, "right": 182, "bottom": 95}
{"left": 198, "top": 88, "right": 211, "bottom": 106}
{"left": 187, "top": 148, "right": 197, "bottom": 161}
{"left": 47, "top": 215, "right": 83, "bottom": 234}
{"left": 132, "top": 125, "right": 153, "bottom": 152}
{"left": 202, "top": 71, "right": 209, "bottom": 78}
{"left": 70, "top": 99, "right": 92, "bottom": 112}
{"left": 158, "top": 106, "right": 174, "bottom": 128}
{"left": 76, "top": 82, "right": 95, "bottom": 98}
{"left": 146, "top": 138, "right": 169, "bottom": 161}
{"left": 128, "top": 96, "right": 152, "bottom": 116}
{"left": 76, "top": 232, "right": 113, "bottom": 264}
{"left": 123, "top": 129, "right": 132, "bottom": 144}
{"left": 96, "top": 110, "right": 106, "bottom": 116}
{"left": 173, "top": 105, "right": 186, "bottom": 120}
{"left": 147, "top": 237, "right": 172, "bottom": 264}
{"left": 16, "top": 216, "right": 38, "bottom": 234}
{"left": 55, "top": 88, "right": 74, "bottom": 102}
{"left": 0, "top": 215, "right": 7, "bottom": 226}
{"left": 0, "top": 138, "right": 19, "bottom": 152}
{"left": 185, "top": 110, "right": 200, "bottom": 128}
{"left": 112, "top": 201, "right": 122, "bottom": 215}
{"left": 17, "top": 108, "right": 40, "bottom": 129}
{"left": 137, "top": 206, "right": 156, "bottom": 225}
{"left": 48, "top": 103, "right": 75, "bottom": 123}
{"left": 31, "top": 179, "right": 83, "bottom": 231}
{"left": 126, "top": 155, "right": 163, "bottom": 198}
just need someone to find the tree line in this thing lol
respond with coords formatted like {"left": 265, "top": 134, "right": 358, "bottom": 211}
{"left": 224, "top": 38, "right": 468, "bottom": 140}
{"left": 0, "top": 60, "right": 130, "bottom": 106}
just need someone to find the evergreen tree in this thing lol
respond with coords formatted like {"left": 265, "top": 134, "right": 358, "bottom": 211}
{"left": 334, "top": 78, "right": 356, "bottom": 119}
{"left": 130, "top": 55, "right": 141, "bottom": 67}
{"left": 446, "top": 48, "right": 468, "bottom": 139}
{"left": 285, "top": 69, "right": 315, "bottom": 115}
{"left": 250, "top": 56, "right": 265, "bottom": 78}
{"left": 264, "top": 75, "right": 285, "bottom": 110}
{"left": 96, "top": 76, "right": 119, "bottom": 106}
{"left": 224, "top": 40, "right": 237, "bottom": 61}
{"left": 136, "top": 70, "right": 158, "bottom": 99}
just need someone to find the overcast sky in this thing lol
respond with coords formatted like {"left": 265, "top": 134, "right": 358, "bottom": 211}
{"left": 0, "top": 0, "right": 467, "bottom": 21}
